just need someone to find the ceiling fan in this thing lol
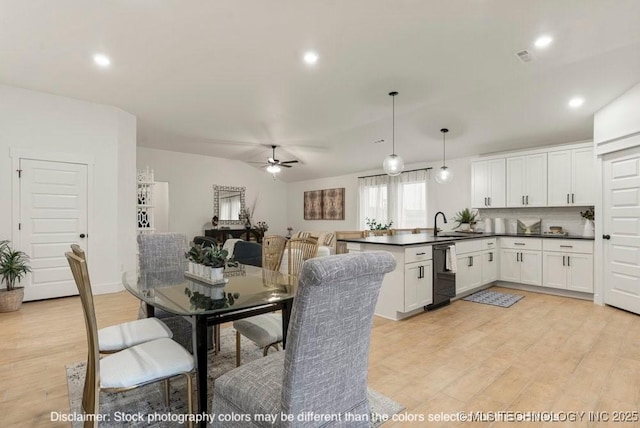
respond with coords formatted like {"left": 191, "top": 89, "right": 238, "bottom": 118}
{"left": 251, "top": 145, "right": 299, "bottom": 173}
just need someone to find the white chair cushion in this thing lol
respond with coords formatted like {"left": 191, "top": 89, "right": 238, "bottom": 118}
{"left": 98, "top": 317, "right": 172, "bottom": 352}
{"left": 222, "top": 238, "right": 243, "bottom": 256}
{"left": 233, "top": 313, "right": 283, "bottom": 348}
{"left": 100, "top": 338, "right": 194, "bottom": 389}
{"left": 317, "top": 246, "right": 331, "bottom": 257}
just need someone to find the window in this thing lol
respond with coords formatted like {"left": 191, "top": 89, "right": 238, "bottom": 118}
{"left": 358, "top": 170, "right": 428, "bottom": 229}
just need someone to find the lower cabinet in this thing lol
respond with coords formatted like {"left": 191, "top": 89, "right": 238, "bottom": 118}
{"left": 404, "top": 260, "right": 433, "bottom": 311}
{"left": 482, "top": 250, "right": 498, "bottom": 284}
{"left": 456, "top": 253, "right": 482, "bottom": 294}
{"left": 499, "top": 249, "right": 542, "bottom": 286}
{"left": 542, "top": 240, "right": 594, "bottom": 293}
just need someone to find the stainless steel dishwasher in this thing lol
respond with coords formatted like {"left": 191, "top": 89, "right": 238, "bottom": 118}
{"left": 426, "top": 243, "right": 456, "bottom": 310}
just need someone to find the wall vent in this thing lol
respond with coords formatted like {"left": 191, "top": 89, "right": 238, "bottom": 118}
{"left": 515, "top": 49, "right": 534, "bottom": 63}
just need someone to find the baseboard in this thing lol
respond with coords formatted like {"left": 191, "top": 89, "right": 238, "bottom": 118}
{"left": 495, "top": 281, "right": 594, "bottom": 301}
{"left": 93, "top": 281, "right": 124, "bottom": 295}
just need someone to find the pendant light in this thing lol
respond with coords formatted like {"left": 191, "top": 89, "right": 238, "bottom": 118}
{"left": 382, "top": 91, "right": 404, "bottom": 176}
{"left": 435, "top": 128, "right": 454, "bottom": 184}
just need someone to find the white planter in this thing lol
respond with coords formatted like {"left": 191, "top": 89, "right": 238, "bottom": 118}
{"left": 195, "top": 263, "right": 205, "bottom": 277}
{"left": 459, "top": 223, "right": 471, "bottom": 232}
{"left": 188, "top": 261, "right": 196, "bottom": 274}
{"left": 210, "top": 267, "right": 224, "bottom": 283}
{"left": 212, "top": 287, "right": 225, "bottom": 300}
{"left": 583, "top": 220, "right": 595, "bottom": 237}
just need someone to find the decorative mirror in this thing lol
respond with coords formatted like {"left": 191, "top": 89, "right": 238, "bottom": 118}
{"left": 213, "top": 185, "right": 246, "bottom": 226}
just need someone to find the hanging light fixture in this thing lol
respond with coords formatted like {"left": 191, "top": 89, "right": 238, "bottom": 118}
{"left": 382, "top": 91, "right": 404, "bottom": 176}
{"left": 435, "top": 128, "right": 454, "bottom": 184}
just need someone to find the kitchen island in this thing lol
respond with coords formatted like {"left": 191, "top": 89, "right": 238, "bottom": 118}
{"left": 339, "top": 232, "right": 594, "bottom": 320}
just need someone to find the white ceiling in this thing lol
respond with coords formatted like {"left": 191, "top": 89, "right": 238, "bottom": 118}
{"left": 2, "top": 0, "right": 640, "bottom": 182}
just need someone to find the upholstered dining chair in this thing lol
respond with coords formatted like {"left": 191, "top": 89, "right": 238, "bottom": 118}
{"left": 212, "top": 252, "right": 396, "bottom": 427}
{"left": 232, "top": 237, "right": 318, "bottom": 366}
{"left": 70, "top": 245, "right": 172, "bottom": 353}
{"left": 66, "top": 250, "right": 195, "bottom": 428}
{"left": 261, "top": 235, "right": 287, "bottom": 271}
{"left": 137, "top": 233, "right": 215, "bottom": 354}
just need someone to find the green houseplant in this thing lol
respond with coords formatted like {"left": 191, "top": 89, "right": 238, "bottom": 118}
{"left": 580, "top": 206, "right": 595, "bottom": 237}
{"left": 453, "top": 208, "right": 478, "bottom": 231}
{"left": 0, "top": 240, "right": 32, "bottom": 312}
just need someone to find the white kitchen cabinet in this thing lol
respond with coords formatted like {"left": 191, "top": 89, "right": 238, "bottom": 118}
{"left": 456, "top": 253, "right": 482, "bottom": 294}
{"left": 499, "top": 246, "right": 542, "bottom": 286}
{"left": 471, "top": 158, "right": 506, "bottom": 208}
{"left": 506, "top": 153, "right": 547, "bottom": 207}
{"left": 404, "top": 260, "right": 432, "bottom": 311}
{"left": 547, "top": 147, "right": 595, "bottom": 206}
{"left": 481, "top": 250, "right": 498, "bottom": 284}
{"left": 500, "top": 249, "right": 521, "bottom": 283}
{"left": 542, "top": 239, "right": 594, "bottom": 292}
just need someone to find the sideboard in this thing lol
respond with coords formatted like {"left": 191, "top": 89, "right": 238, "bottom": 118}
{"left": 205, "top": 228, "right": 263, "bottom": 244}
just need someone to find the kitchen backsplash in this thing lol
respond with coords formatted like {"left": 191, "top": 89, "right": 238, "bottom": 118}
{"left": 477, "top": 207, "right": 591, "bottom": 236}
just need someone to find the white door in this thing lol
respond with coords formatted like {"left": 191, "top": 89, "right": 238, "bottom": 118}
{"left": 506, "top": 157, "right": 525, "bottom": 207}
{"left": 519, "top": 250, "right": 542, "bottom": 286}
{"left": 542, "top": 252, "right": 567, "bottom": 289}
{"left": 572, "top": 147, "right": 595, "bottom": 205}
{"left": 525, "top": 153, "right": 547, "bottom": 206}
{"left": 548, "top": 150, "right": 572, "bottom": 206}
{"left": 471, "top": 161, "right": 489, "bottom": 208}
{"left": 604, "top": 146, "right": 640, "bottom": 314}
{"left": 488, "top": 159, "right": 506, "bottom": 208}
{"left": 567, "top": 254, "right": 594, "bottom": 293}
{"left": 19, "top": 159, "right": 88, "bottom": 301}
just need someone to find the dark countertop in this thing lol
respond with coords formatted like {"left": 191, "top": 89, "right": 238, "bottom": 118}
{"left": 338, "top": 232, "right": 595, "bottom": 246}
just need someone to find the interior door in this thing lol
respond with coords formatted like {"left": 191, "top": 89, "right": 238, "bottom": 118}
{"left": 19, "top": 159, "right": 88, "bottom": 301}
{"left": 604, "top": 146, "right": 640, "bottom": 314}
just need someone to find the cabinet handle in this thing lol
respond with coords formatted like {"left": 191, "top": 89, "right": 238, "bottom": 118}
{"left": 526, "top": 195, "right": 529, "bottom": 205}
{"left": 572, "top": 193, "right": 575, "bottom": 203}
{"left": 567, "top": 193, "right": 570, "bottom": 204}
{"left": 488, "top": 197, "right": 491, "bottom": 206}
{"left": 489, "top": 252, "right": 493, "bottom": 262}
{"left": 560, "top": 245, "right": 573, "bottom": 248}
{"left": 418, "top": 266, "right": 424, "bottom": 279}
{"left": 563, "top": 255, "right": 566, "bottom": 266}
{"left": 468, "top": 256, "right": 473, "bottom": 267}
{"left": 416, "top": 252, "right": 426, "bottom": 256}
{"left": 520, "top": 252, "right": 524, "bottom": 262}
{"left": 484, "top": 197, "right": 487, "bottom": 206}
{"left": 567, "top": 256, "right": 570, "bottom": 267}
{"left": 522, "top": 195, "right": 525, "bottom": 205}
{"left": 516, "top": 252, "right": 520, "bottom": 262}
{"left": 514, "top": 243, "right": 525, "bottom": 246}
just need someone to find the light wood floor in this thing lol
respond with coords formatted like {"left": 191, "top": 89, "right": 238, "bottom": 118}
{"left": 2, "top": 286, "right": 640, "bottom": 427}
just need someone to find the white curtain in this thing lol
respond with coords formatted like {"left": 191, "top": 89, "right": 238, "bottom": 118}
{"left": 358, "top": 175, "right": 389, "bottom": 229}
{"left": 358, "top": 170, "right": 428, "bottom": 229}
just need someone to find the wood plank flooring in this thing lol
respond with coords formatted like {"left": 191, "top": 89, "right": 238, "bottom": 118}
{"left": 1, "top": 286, "right": 640, "bottom": 427}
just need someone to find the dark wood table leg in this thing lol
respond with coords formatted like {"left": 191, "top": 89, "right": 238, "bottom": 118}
{"left": 281, "top": 299, "right": 293, "bottom": 349}
{"left": 145, "top": 302, "right": 155, "bottom": 317}
{"left": 195, "top": 315, "right": 208, "bottom": 427}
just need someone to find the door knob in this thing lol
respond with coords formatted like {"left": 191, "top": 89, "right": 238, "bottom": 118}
{"left": 80, "top": 233, "right": 87, "bottom": 238}
{"left": 603, "top": 234, "right": 611, "bottom": 240}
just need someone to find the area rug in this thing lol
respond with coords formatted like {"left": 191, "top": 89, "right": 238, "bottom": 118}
{"left": 66, "top": 328, "right": 403, "bottom": 427}
{"left": 463, "top": 289, "right": 524, "bottom": 308}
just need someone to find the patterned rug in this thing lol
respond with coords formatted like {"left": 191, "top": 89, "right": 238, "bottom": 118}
{"left": 463, "top": 289, "right": 524, "bottom": 308}
{"left": 66, "top": 327, "right": 403, "bottom": 427}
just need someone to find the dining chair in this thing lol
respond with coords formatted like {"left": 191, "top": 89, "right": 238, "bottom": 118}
{"left": 261, "top": 235, "right": 287, "bottom": 271}
{"left": 137, "top": 233, "right": 215, "bottom": 353}
{"left": 212, "top": 252, "right": 397, "bottom": 426}
{"left": 232, "top": 237, "right": 317, "bottom": 366}
{"left": 70, "top": 244, "right": 172, "bottom": 353}
{"left": 66, "top": 251, "right": 195, "bottom": 428}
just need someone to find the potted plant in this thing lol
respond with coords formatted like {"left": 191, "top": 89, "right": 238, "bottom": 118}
{"left": 580, "top": 206, "right": 595, "bottom": 237}
{"left": 453, "top": 208, "right": 478, "bottom": 231}
{"left": 185, "top": 244, "right": 207, "bottom": 276}
{"left": 0, "top": 241, "right": 32, "bottom": 312}
{"left": 203, "top": 247, "right": 238, "bottom": 282}
{"left": 365, "top": 218, "right": 393, "bottom": 235}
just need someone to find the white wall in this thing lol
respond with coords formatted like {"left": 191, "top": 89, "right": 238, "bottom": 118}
{"left": 285, "top": 156, "right": 473, "bottom": 233}
{"left": 594, "top": 81, "right": 640, "bottom": 148}
{"left": 137, "top": 147, "right": 289, "bottom": 240}
{"left": 0, "top": 84, "right": 137, "bottom": 294}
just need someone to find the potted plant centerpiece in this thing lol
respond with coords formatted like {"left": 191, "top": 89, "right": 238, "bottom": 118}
{"left": 203, "top": 247, "right": 233, "bottom": 282}
{"left": 453, "top": 208, "right": 478, "bottom": 232}
{"left": 365, "top": 218, "right": 393, "bottom": 236}
{"left": 0, "top": 240, "right": 32, "bottom": 312}
{"left": 580, "top": 206, "right": 595, "bottom": 238}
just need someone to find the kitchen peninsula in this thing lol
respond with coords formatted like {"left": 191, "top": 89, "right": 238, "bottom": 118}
{"left": 340, "top": 232, "right": 594, "bottom": 320}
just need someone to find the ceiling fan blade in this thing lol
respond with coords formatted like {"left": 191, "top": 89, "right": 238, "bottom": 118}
{"left": 280, "top": 164, "right": 293, "bottom": 168}
{"left": 248, "top": 161, "right": 267, "bottom": 165}
{"left": 280, "top": 160, "right": 299, "bottom": 164}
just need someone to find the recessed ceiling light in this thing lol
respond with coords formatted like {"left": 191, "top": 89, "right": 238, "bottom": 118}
{"left": 303, "top": 51, "right": 319, "bottom": 65}
{"left": 568, "top": 97, "right": 585, "bottom": 108}
{"left": 93, "top": 53, "right": 111, "bottom": 67}
{"left": 534, "top": 35, "right": 553, "bottom": 48}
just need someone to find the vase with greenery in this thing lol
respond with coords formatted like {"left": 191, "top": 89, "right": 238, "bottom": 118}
{"left": 365, "top": 218, "right": 393, "bottom": 230}
{"left": 453, "top": 208, "right": 478, "bottom": 231}
{"left": 0, "top": 240, "right": 32, "bottom": 312}
{"left": 580, "top": 206, "right": 595, "bottom": 237}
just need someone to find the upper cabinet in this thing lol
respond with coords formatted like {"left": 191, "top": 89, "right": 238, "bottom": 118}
{"left": 506, "top": 153, "right": 547, "bottom": 207}
{"left": 548, "top": 147, "right": 595, "bottom": 206}
{"left": 471, "top": 159, "right": 506, "bottom": 208}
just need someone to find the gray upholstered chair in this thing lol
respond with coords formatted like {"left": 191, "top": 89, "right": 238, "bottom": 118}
{"left": 137, "top": 233, "right": 214, "bottom": 353}
{"left": 212, "top": 251, "right": 396, "bottom": 427}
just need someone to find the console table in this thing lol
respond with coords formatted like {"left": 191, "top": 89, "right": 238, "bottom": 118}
{"left": 205, "top": 228, "right": 263, "bottom": 243}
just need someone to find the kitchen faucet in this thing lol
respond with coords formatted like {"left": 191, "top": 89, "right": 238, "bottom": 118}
{"left": 434, "top": 211, "right": 447, "bottom": 236}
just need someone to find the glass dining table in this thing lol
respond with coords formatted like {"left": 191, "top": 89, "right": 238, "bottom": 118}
{"left": 122, "top": 264, "right": 297, "bottom": 422}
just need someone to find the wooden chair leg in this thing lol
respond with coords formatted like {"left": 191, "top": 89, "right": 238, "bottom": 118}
{"left": 163, "top": 379, "right": 170, "bottom": 407}
{"left": 184, "top": 372, "right": 194, "bottom": 428}
{"left": 235, "top": 331, "right": 241, "bottom": 367}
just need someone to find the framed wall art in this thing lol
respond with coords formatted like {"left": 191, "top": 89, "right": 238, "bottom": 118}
{"left": 303, "top": 187, "right": 345, "bottom": 220}
{"left": 303, "top": 190, "right": 323, "bottom": 220}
